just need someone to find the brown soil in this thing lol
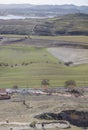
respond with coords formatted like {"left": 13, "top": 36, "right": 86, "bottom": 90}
{"left": 0, "top": 93, "right": 88, "bottom": 130}
{"left": 48, "top": 47, "right": 88, "bottom": 65}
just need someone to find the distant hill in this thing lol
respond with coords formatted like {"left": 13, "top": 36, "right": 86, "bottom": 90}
{"left": 0, "top": 13, "right": 87, "bottom": 36}
{"left": 0, "top": 4, "right": 88, "bottom": 16}
{"left": 34, "top": 13, "right": 88, "bottom": 35}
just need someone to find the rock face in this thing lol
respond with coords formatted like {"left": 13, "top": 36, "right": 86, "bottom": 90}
{"left": 35, "top": 110, "right": 88, "bottom": 127}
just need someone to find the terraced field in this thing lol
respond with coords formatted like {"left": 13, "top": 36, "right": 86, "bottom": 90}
{"left": 0, "top": 35, "right": 88, "bottom": 88}
{"left": 0, "top": 35, "right": 88, "bottom": 130}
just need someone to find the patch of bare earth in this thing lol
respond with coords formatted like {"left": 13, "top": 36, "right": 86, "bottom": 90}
{"left": 0, "top": 93, "right": 88, "bottom": 130}
{"left": 47, "top": 47, "right": 88, "bottom": 65}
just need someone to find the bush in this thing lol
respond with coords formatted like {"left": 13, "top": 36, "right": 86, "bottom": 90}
{"left": 64, "top": 61, "right": 73, "bottom": 66}
{"left": 12, "top": 85, "right": 18, "bottom": 89}
{"left": 65, "top": 80, "right": 76, "bottom": 87}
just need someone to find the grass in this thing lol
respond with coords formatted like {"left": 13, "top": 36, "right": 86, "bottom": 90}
{"left": 1, "top": 34, "right": 88, "bottom": 43}
{"left": 0, "top": 40, "right": 88, "bottom": 88}
{"left": 0, "top": 34, "right": 88, "bottom": 45}
{"left": 31, "top": 35, "right": 88, "bottom": 43}
{"left": 0, "top": 46, "right": 58, "bottom": 64}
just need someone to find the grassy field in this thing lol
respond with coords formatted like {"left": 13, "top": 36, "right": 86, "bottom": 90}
{"left": 1, "top": 34, "right": 88, "bottom": 42}
{"left": 31, "top": 35, "right": 88, "bottom": 43}
{"left": 0, "top": 45, "right": 58, "bottom": 64}
{"left": 0, "top": 35, "right": 88, "bottom": 88}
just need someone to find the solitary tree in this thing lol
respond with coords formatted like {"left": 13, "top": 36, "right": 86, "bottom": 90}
{"left": 64, "top": 80, "right": 83, "bottom": 97}
{"left": 41, "top": 79, "right": 49, "bottom": 91}
{"left": 65, "top": 80, "right": 76, "bottom": 88}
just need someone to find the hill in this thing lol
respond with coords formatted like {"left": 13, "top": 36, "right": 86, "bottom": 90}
{"left": 0, "top": 13, "right": 88, "bottom": 36}
{"left": 34, "top": 13, "right": 88, "bottom": 35}
{"left": 0, "top": 4, "right": 88, "bottom": 16}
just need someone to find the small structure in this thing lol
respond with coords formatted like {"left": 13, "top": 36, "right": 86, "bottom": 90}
{"left": 0, "top": 88, "right": 11, "bottom": 100}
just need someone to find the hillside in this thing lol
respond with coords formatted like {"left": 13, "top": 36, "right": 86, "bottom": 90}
{"left": 34, "top": 13, "right": 88, "bottom": 35}
{"left": 0, "top": 13, "right": 88, "bottom": 36}
{"left": 0, "top": 4, "right": 88, "bottom": 16}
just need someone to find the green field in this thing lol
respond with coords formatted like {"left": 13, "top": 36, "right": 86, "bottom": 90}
{"left": 31, "top": 35, "right": 88, "bottom": 43}
{"left": 0, "top": 36, "right": 88, "bottom": 88}
{"left": 1, "top": 34, "right": 88, "bottom": 44}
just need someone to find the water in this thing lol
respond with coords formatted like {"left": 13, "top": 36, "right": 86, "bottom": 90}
{"left": 0, "top": 15, "right": 50, "bottom": 20}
